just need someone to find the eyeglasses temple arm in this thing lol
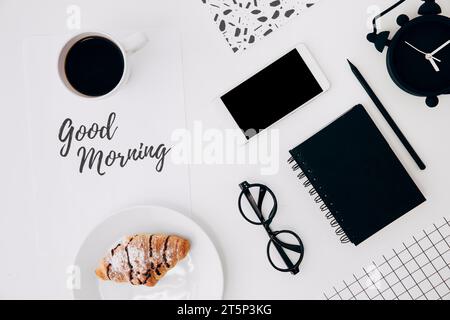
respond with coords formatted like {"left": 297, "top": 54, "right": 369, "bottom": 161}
{"left": 271, "top": 238, "right": 296, "bottom": 273}
{"left": 243, "top": 190, "right": 266, "bottom": 223}
{"left": 272, "top": 237, "right": 303, "bottom": 253}
{"left": 257, "top": 187, "right": 266, "bottom": 211}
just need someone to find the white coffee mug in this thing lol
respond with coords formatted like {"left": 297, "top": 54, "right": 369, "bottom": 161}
{"left": 58, "top": 31, "right": 148, "bottom": 99}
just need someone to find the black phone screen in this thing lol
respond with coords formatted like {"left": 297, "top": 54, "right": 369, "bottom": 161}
{"left": 221, "top": 49, "right": 323, "bottom": 139}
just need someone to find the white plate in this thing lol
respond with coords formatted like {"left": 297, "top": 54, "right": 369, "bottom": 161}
{"left": 73, "top": 206, "right": 224, "bottom": 300}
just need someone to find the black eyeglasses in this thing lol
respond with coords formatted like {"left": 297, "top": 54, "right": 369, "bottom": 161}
{"left": 238, "top": 181, "right": 304, "bottom": 275}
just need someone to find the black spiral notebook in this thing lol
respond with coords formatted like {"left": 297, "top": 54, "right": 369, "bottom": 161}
{"left": 289, "top": 105, "right": 426, "bottom": 245}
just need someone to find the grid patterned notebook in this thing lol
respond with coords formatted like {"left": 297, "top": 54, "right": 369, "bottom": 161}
{"left": 324, "top": 217, "right": 450, "bottom": 300}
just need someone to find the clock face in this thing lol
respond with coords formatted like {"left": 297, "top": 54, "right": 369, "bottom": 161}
{"left": 387, "top": 15, "right": 450, "bottom": 96}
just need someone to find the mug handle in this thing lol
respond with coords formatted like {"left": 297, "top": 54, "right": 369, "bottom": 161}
{"left": 121, "top": 32, "right": 148, "bottom": 55}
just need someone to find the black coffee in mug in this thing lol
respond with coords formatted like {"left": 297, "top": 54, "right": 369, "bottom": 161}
{"left": 64, "top": 36, "right": 125, "bottom": 97}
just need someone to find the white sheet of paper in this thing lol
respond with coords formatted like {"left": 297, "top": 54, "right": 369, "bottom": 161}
{"left": 23, "top": 29, "right": 190, "bottom": 298}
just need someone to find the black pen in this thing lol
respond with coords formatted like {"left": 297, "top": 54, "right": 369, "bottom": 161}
{"left": 347, "top": 59, "right": 426, "bottom": 170}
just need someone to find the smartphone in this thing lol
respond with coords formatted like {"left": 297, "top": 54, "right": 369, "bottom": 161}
{"left": 220, "top": 44, "right": 330, "bottom": 140}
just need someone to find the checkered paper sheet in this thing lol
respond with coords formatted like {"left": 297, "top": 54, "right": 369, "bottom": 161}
{"left": 325, "top": 217, "right": 450, "bottom": 300}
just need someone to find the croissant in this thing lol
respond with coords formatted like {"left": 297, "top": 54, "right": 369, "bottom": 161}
{"left": 95, "top": 234, "right": 190, "bottom": 287}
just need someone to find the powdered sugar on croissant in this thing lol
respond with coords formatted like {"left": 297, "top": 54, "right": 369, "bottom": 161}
{"left": 95, "top": 234, "right": 190, "bottom": 287}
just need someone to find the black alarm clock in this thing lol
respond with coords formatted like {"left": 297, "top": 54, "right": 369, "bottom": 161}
{"left": 367, "top": 0, "right": 450, "bottom": 107}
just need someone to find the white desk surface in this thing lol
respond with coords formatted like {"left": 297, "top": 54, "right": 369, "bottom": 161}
{"left": 1, "top": 0, "right": 449, "bottom": 299}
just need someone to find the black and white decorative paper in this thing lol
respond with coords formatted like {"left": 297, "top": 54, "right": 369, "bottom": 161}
{"left": 201, "top": 0, "right": 320, "bottom": 52}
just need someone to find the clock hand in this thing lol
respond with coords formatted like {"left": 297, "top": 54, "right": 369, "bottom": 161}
{"left": 431, "top": 40, "right": 450, "bottom": 56}
{"left": 405, "top": 42, "right": 441, "bottom": 62}
{"left": 427, "top": 55, "right": 440, "bottom": 72}
{"left": 405, "top": 41, "right": 427, "bottom": 54}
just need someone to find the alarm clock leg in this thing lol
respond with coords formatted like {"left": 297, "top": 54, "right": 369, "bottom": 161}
{"left": 425, "top": 96, "right": 439, "bottom": 108}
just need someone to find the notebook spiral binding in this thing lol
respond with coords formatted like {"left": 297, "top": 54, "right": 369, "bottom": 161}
{"left": 288, "top": 157, "right": 350, "bottom": 244}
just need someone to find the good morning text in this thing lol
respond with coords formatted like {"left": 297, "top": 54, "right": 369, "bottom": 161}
{"left": 58, "top": 112, "right": 171, "bottom": 176}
